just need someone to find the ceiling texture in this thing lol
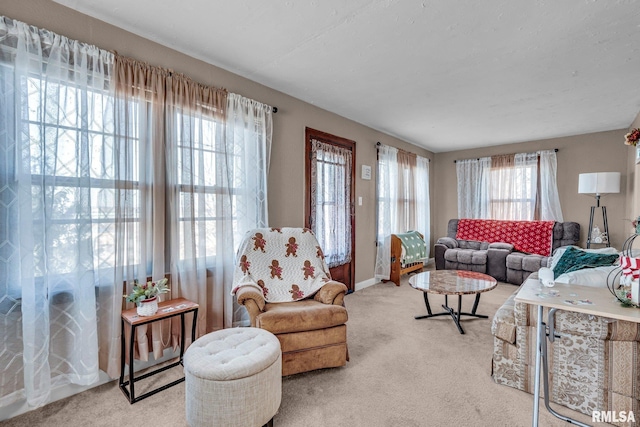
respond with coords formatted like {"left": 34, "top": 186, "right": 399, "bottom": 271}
{"left": 54, "top": 0, "right": 640, "bottom": 153}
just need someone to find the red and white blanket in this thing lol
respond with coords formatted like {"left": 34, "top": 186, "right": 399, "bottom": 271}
{"left": 456, "top": 219, "right": 556, "bottom": 257}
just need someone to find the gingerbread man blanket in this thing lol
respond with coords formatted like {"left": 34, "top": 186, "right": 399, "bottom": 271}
{"left": 231, "top": 227, "right": 339, "bottom": 302}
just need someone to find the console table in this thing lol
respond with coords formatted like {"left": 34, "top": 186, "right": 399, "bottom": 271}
{"left": 119, "top": 297, "right": 198, "bottom": 404}
{"left": 515, "top": 279, "right": 640, "bottom": 427}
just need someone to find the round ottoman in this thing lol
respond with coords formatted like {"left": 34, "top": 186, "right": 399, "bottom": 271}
{"left": 184, "top": 327, "right": 282, "bottom": 427}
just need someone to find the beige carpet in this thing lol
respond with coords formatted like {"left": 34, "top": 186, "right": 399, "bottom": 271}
{"left": 1, "top": 269, "right": 601, "bottom": 427}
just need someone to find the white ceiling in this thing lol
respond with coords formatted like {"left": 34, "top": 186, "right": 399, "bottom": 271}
{"left": 54, "top": 0, "right": 640, "bottom": 152}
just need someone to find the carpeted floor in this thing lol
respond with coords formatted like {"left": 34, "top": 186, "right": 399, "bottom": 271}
{"left": 1, "top": 266, "right": 602, "bottom": 427}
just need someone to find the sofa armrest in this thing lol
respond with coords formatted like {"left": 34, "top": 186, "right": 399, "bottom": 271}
{"left": 436, "top": 237, "right": 458, "bottom": 249}
{"left": 491, "top": 288, "right": 519, "bottom": 344}
{"left": 314, "top": 282, "right": 348, "bottom": 305}
{"left": 435, "top": 237, "right": 458, "bottom": 271}
{"left": 236, "top": 286, "right": 266, "bottom": 326}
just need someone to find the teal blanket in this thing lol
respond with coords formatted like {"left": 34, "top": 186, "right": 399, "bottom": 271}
{"left": 396, "top": 231, "right": 427, "bottom": 267}
{"left": 552, "top": 246, "right": 619, "bottom": 278}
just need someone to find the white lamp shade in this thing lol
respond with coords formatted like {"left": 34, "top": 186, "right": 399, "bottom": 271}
{"left": 578, "top": 172, "right": 620, "bottom": 195}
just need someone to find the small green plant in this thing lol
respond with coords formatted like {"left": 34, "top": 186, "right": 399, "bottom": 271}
{"left": 124, "top": 278, "right": 170, "bottom": 306}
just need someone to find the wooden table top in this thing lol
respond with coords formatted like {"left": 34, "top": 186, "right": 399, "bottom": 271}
{"left": 515, "top": 278, "right": 640, "bottom": 323}
{"left": 408, "top": 270, "right": 498, "bottom": 295}
{"left": 122, "top": 298, "right": 198, "bottom": 326}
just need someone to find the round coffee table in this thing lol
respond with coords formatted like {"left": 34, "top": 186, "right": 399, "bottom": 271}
{"left": 408, "top": 270, "right": 497, "bottom": 334}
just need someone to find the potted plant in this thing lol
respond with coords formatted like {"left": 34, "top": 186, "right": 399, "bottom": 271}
{"left": 124, "top": 278, "right": 170, "bottom": 316}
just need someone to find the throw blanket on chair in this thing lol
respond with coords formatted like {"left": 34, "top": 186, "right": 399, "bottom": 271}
{"left": 231, "top": 227, "right": 337, "bottom": 302}
{"left": 395, "top": 231, "right": 427, "bottom": 267}
{"left": 456, "top": 219, "right": 556, "bottom": 257}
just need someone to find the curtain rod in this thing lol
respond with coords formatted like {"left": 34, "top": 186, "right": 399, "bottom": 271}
{"left": 376, "top": 141, "right": 430, "bottom": 161}
{"left": 453, "top": 148, "right": 558, "bottom": 163}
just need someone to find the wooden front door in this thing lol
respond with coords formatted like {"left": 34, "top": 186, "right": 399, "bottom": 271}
{"left": 305, "top": 128, "right": 356, "bottom": 292}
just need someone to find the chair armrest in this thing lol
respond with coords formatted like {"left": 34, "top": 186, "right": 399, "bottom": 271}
{"left": 314, "top": 282, "right": 348, "bottom": 305}
{"left": 236, "top": 286, "right": 266, "bottom": 326}
{"left": 436, "top": 237, "right": 458, "bottom": 249}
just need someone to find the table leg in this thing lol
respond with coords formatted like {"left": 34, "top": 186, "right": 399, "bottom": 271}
{"left": 416, "top": 292, "right": 489, "bottom": 335}
{"left": 415, "top": 293, "right": 450, "bottom": 320}
{"left": 119, "top": 318, "right": 125, "bottom": 389}
{"left": 532, "top": 305, "right": 543, "bottom": 427}
{"left": 129, "top": 324, "right": 136, "bottom": 403}
{"left": 423, "top": 292, "right": 433, "bottom": 315}
{"left": 538, "top": 308, "right": 591, "bottom": 427}
{"left": 470, "top": 293, "right": 481, "bottom": 315}
{"left": 440, "top": 295, "right": 465, "bottom": 334}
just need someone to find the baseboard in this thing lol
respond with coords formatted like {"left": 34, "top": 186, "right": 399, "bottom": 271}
{"left": 354, "top": 277, "right": 379, "bottom": 291}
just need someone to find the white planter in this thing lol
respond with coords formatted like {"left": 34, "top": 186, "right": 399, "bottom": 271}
{"left": 137, "top": 296, "right": 158, "bottom": 316}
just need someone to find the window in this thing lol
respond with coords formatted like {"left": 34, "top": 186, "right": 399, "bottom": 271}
{"left": 175, "top": 113, "right": 223, "bottom": 260}
{"left": 19, "top": 73, "right": 136, "bottom": 281}
{"left": 456, "top": 151, "right": 562, "bottom": 221}
{"left": 374, "top": 144, "right": 430, "bottom": 280}
{"left": 489, "top": 157, "right": 537, "bottom": 220}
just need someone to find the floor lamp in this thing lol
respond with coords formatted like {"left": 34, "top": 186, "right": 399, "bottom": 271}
{"left": 578, "top": 172, "right": 620, "bottom": 248}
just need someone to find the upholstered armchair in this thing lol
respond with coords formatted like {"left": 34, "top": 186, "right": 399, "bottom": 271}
{"left": 232, "top": 227, "right": 349, "bottom": 376}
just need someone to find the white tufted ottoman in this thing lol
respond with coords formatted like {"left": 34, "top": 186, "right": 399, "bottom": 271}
{"left": 184, "top": 327, "right": 282, "bottom": 427}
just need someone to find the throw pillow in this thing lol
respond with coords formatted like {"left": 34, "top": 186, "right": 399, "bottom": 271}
{"left": 552, "top": 246, "right": 619, "bottom": 279}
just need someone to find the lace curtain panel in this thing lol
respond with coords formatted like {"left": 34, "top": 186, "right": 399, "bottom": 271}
{"left": 456, "top": 157, "right": 491, "bottom": 219}
{"left": 539, "top": 150, "right": 564, "bottom": 221}
{"left": 309, "top": 139, "right": 352, "bottom": 268}
{"left": 374, "top": 145, "right": 430, "bottom": 280}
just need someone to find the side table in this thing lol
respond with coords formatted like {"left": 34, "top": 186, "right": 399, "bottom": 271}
{"left": 119, "top": 297, "right": 198, "bottom": 404}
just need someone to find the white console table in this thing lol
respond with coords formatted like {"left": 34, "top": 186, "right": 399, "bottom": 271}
{"left": 515, "top": 278, "right": 640, "bottom": 427}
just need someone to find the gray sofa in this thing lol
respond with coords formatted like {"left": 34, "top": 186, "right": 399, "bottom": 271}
{"left": 435, "top": 219, "right": 580, "bottom": 285}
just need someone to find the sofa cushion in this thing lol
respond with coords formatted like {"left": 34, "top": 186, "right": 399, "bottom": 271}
{"left": 457, "top": 240, "right": 489, "bottom": 250}
{"left": 506, "top": 252, "right": 548, "bottom": 272}
{"left": 444, "top": 248, "right": 487, "bottom": 265}
{"left": 256, "top": 300, "right": 348, "bottom": 334}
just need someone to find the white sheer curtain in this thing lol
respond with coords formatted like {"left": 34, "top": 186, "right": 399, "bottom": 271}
{"left": 456, "top": 157, "right": 491, "bottom": 218}
{"left": 538, "top": 150, "right": 564, "bottom": 221}
{"left": 374, "top": 145, "right": 398, "bottom": 280}
{"left": 415, "top": 156, "right": 431, "bottom": 258}
{"left": 0, "top": 17, "right": 114, "bottom": 407}
{"left": 458, "top": 151, "right": 563, "bottom": 221}
{"left": 310, "top": 139, "right": 352, "bottom": 268}
{"left": 374, "top": 145, "right": 430, "bottom": 280}
{"left": 114, "top": 57, "right": 272, "bottom": 342}
{"left": 490, "top": 153, "right": 537, "bottom": 220}
{"left": 224, "top": 93, "right": 272, "bottom": 327}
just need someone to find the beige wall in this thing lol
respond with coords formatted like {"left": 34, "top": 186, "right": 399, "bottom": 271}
{"left": 433, "top": 129, "right": 631, "bottom": 249}
{"left": 2, "top": 0, "right": 636, "bottom": 281}
{"left": 628, "top": 111, "right": 640, "bottom": 219}
{"left": 0, "top": 0, "right": 434, "bottom": 284}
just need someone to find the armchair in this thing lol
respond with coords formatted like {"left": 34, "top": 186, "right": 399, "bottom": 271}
{"left": 232, "top": 227, "right": 349, "bottom": 376}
